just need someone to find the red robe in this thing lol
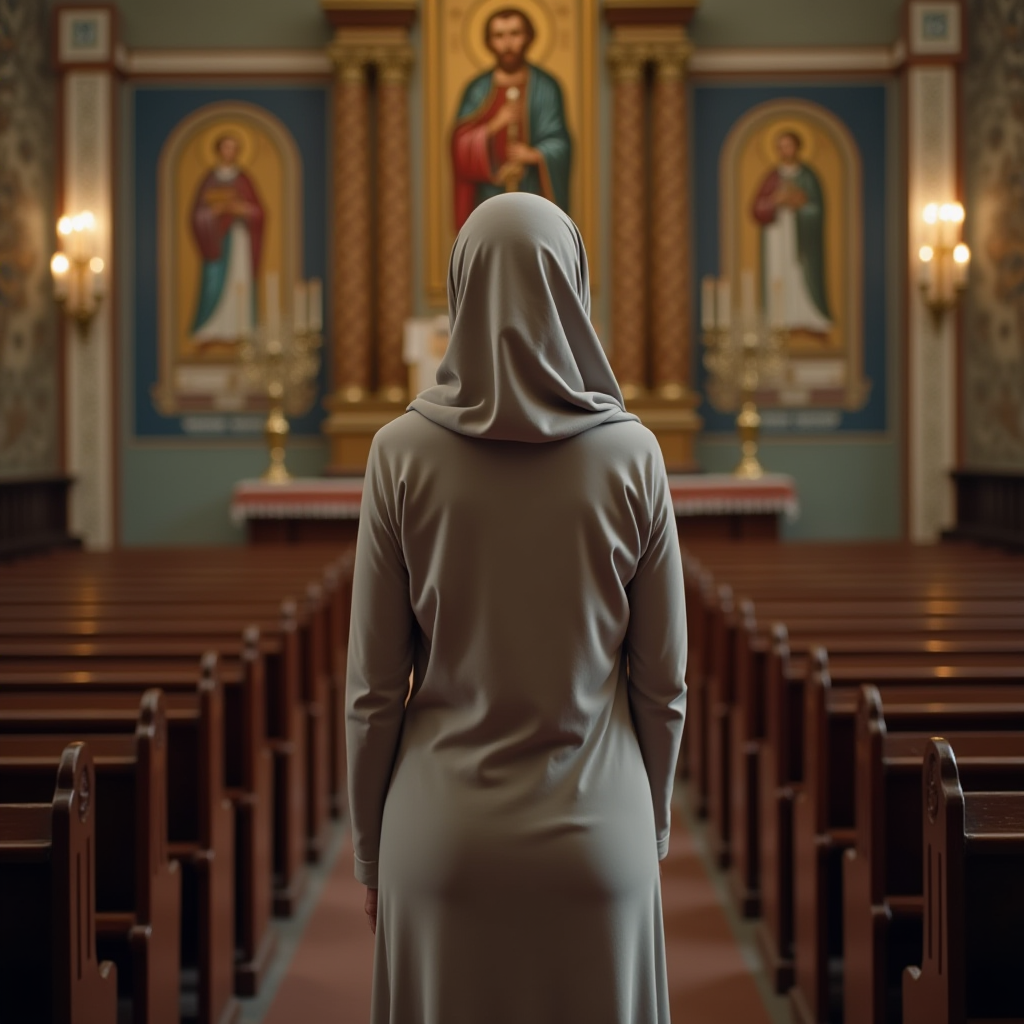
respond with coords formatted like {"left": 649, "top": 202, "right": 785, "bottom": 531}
{"left": 191, "top": 168, "right": 265, "bottom": 274}
{"left": 451, "top": 85, "right": 523, "bottom": 232}
{"left": 752, "top": 169, "right": 783, "bottom": 225}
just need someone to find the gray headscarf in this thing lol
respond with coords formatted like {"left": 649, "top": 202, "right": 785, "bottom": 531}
{"left": 409, "top": 193, "right": 638, "bottom": 442}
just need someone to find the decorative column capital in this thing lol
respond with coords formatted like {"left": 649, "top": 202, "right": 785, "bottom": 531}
{"left": 377, "top": 43, "right": 416, "bottom": 84}
{"left": 328, "top": 39, "right": 372, "bottom": 81}
{"left": 607, "top": 43, "right": 647, "bottom": 82}
{"left": 652, "top": 39, "right": 693, "bottom": 80}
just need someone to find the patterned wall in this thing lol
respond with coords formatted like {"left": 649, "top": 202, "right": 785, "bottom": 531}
{"left": 964, "top": 0, "right": 1024, "bottom": 469}
{"left": 0, "top": 0, "right": 58, "bottom": 476}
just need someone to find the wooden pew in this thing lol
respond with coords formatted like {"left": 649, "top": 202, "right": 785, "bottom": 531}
{"left": 0, "top": 636, "right": 277, "bottom": 992}
{"left": 0, "top": 628, "right": 304, "bottom": 926}
{"left": 0, "top": 655, "right": 236, "bottom": 1024}
{"left": 680, "top": 539, "right": 1024, "bottom": 822}
{"left": 790, "top": 654, "right": 1024, "bottom": 1024}
{"left": 723, "top": 604, "right": 1024, "bottom": 917}
{"left": 678, "top": 541, "right": 1024, "bottom": 1009}
{"left": 0, "top": 742, "right": 118, "bottom": 1024}
{"left": 756, "top": 637, "right": 1024, "bottom": 994}
{"left": 902, "top": 738, "right": 1024, "bottom": 1024}
{"left": 0, "top": 691, "right": 181, "bottom": 1024}
{"left": 843, "top": 686, "right": 1024, "bottom": 1024}
{"left": 0, "top": 595, "right": 324, "bottom": 885}
{"left": 0, "top": 545, "right": 353, "bottom": 832}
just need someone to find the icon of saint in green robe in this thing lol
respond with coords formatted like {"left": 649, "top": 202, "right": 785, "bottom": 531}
{"left": 752, "top": 130, "right": 832, "bottom": 335}
{"left": 451, "top": 8, "right": 571, "bottom": 231}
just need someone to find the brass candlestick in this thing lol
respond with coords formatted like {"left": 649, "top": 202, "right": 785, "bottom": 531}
{"left": 702, "top": 318, "right": 787, "bottom": 479}
{"left": 240, "top": 326, "right": 322, "bottom": 484}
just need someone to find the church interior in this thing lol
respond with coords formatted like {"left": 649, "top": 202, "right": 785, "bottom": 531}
{"left": 2, "top": 0, "right": 1023, "bottom": 1021}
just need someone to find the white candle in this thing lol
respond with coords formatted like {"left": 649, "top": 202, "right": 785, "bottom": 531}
{"left": 89, "top": 257, "right": 105, "bottom": 298}
{"left": 293, "top": 281, "right": 308, "bottom": 334}
{"left": 67, "top": 264, "right": 80, "bottom": 313}
{"left": 769, "top": 277, "right": 784, "bottom": 328}
{"left": 308, "top": 278, "right": 323, "bottom": 332}
{"left": 50, "top": 253, "right": 69, "bottom": 301}
{"left": 701, "top": 276, "right": 716, "bottom": 331}
{"left": 918, "top": 245, "right": 935, "bottom": 292}
{"left": 922, "top": 204, "right": 939, "bottom": 250}
{"left": 716, "top": 279, "right": 732, "bottom": 330}
{"left": 953, "top": 243, "right": 971, "bottom": 288}
{"left": 741, "top": 269, "right": 756, "bottom": 327}
{"left": 265, "top": 271, "right": 280, "bottom": 338}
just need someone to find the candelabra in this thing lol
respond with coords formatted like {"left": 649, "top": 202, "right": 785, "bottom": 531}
{"left": 50, "top": 212, "right": 105, "bottom": 339}
{"left": 701, "top": 276, "right": 788, "bottom": 479}
{"left": 918, "top": 202, "right": 970, "bottom": 327}
{"left": 240, "top": 322, "right": 323, "bottom": 484}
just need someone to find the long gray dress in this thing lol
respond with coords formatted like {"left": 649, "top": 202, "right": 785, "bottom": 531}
{"left": 347, "top": 194, "right": 687, "bottom": 1024}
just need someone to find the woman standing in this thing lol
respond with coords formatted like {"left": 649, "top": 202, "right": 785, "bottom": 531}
{"left": 347, "top": 193, "right": 686, "bottom": 1024}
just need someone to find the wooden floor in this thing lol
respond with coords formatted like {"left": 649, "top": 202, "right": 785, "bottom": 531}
{"left": 242, "top": 791, "right": 784, "bottom": 1024}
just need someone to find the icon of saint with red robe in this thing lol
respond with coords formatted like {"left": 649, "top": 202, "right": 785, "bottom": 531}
{"left": 191, "top": 132, "right": 264, "bottom": 343}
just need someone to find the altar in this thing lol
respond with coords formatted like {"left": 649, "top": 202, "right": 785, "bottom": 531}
{"left": 231, "top": 474, "right": 799, "bottom": 545}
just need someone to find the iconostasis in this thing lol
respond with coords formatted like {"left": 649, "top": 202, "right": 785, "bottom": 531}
{"left": 40, "top": 0, "right": 991, "bottom": 546}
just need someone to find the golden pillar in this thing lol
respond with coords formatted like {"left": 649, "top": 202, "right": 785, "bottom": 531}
{"left": 328, "top": 43, "right": 372, "bottom": 402}
{"left": 604, "top": 3, "right": 702, "bottom": 471}
{"left": 608, "top": 45, "right": 647, "bottom": 401}
{"left": 375, "top": 45, "right": 415, "bottom": 402}
{"left": 650, "top": 43, "right": 693, "bottom": 400}
{"left": 320, "top": 2, "right": 417, "bottom": 474}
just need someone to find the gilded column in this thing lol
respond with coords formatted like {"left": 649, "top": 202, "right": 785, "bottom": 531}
{"left": 329, "top": 42, "right": 372, "bottom": 401}
{"left": 608, "top": 45, "right": 648, "bottom": 399}
{"left": 375, "top": 45, "right": 415, "bottom": 402}
{"left": 650, "top": 41, "right": 693, "bottom": 399}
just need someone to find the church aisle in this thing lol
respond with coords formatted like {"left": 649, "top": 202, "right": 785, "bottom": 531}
{"left": 248, "top": 792, "right": 781, "bottom": 1024}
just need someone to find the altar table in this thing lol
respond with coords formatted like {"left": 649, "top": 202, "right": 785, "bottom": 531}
{"left": 231, "top": 474, "right": 799, "bottom": 545}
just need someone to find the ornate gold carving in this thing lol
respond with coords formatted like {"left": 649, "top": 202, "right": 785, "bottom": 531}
{"left": 378, "top": 44, "right": 415, "bottom": 83}
{"left": 610, "top": 70, "right": 647, "bottom": 392}
{"left": 332, "top": 63, "right": 373, "bottom": 395}
{"left": 376, "top": 46, "right": 414, "bottom": 398}
{"left": 653, "top": 42, "right": 691, "bottom": 80}
{"left": 650, "top": 57, "right": 690, "bottom": 392}
{"left": 607, "top": 43, "right": 646, "bottom": 83}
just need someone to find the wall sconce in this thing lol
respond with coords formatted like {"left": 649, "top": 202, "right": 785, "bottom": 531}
{"left": 51, "top": 211, "right": 106, "bottom": 338}
{"left": 917, "top": 202, "right": 970, "bottom": 326}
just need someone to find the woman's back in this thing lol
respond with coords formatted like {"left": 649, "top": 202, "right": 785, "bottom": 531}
{"left": 346, "top": 193, "right": 686, "bottom": 1024}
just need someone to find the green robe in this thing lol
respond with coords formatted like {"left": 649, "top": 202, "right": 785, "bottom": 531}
{"left": 454, "top": 64, "right": 571, "bottom": 213}
{"left": 757, "top": 163, "right": 831, "bottom": 320}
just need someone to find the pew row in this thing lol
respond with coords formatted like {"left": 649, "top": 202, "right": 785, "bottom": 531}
{"left": 0, "top": 656, "right": 237, "bottom": 1024}
{"left": 0, "top": 690, "right": 180, "bottom": 1024}
{"left": 0, "top": 742, "right": 118, "bottom": 1024}
{"left": 843, "top": 687, "right": 1024, "bottom": 1024}
{"left": 902, "top": 739, "right": 1024, "bottom": 1024}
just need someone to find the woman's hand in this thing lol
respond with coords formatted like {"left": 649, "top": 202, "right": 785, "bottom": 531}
{"left": 365, "top": 886, "right": 378, "bottom": 934}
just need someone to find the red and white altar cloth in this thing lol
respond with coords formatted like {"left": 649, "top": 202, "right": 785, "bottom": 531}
{"left": 231, "top": 473, "right": 799, "bottom": 524}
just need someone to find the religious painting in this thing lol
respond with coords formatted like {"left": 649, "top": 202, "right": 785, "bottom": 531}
{"left": 720, "top": 98, "right": 872, "bottom": 414}
{"left": 694, "top": 85, "right": 889, "bottom": 435}
{"left": 425, "top": 0, "right": 596, "bottom": 306}
{"left": 152, "top": 100, "right": 302, "bottom": 418}
{"left": 133, "top": 87, "right": 327, "bottom": 439}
